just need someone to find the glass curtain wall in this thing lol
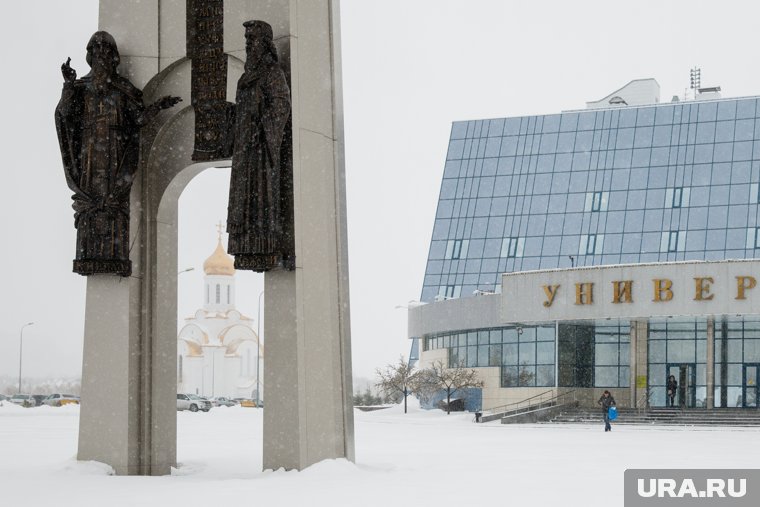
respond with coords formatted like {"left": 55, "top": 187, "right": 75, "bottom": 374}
{"left": 648, "top": 318, "right": 707, "bottom": 407}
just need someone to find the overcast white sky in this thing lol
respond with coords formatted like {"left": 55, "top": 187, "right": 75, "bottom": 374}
{"left": 2, "top": 1, "right": 760, "bottom": 382}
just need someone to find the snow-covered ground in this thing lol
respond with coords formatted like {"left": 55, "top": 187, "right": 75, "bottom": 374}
{"left": 1, "top": 400, "right": 757, "bottom": 507}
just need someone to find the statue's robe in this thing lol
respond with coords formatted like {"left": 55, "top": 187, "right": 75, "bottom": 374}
{"left": 227, "top": 56, "right": 293, "bottom": 272}
{"left": 55, "top": 73, "right": 145, "bottom": 277}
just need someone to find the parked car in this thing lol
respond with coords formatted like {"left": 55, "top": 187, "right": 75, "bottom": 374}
{"left": 43, "top": 394, "right": 80, "bottom": 407}
{"left": 176, "top": 393, "right": 211, "bottom": 412}
{"left": 0, "top": 394, "right": 8, "bottom": 402}
{"left": 210, "top": 397, "right": 236, "bottom": 407}
{"left": 31, "top": 394, "right": 47, "bottom": 407}
{"left": 9, "top": 394, "right": 35, "bottom": 407}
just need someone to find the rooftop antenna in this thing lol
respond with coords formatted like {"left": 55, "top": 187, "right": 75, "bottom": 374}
{"left": 690, "top": 67, "right": 701, "bottom": 99}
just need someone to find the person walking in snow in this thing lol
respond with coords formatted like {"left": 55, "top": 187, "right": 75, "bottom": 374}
{"left": 598, "top": 390, "right": 616, "bottom": 432}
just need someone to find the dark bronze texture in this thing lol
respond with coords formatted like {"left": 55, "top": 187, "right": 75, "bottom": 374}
{"left": 226, "top": 20, "right": 294, "bottom": 272}
{"left": 187, "top": 0, "right": 230, "bottom": 161}
{"left": 55, "top": 31, "right": 181, "bottom": 277}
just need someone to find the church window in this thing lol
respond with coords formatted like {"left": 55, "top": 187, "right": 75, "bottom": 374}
{"left": 216, "top": 284, "right": 220, "bottom": 304}
{"left": 206, "top": 284, "right": 209, "bottom": 304}
{"left": 178, "top": 355, "right": 183, "bottom": 384}
{"left": 227, "top": 285, "right": 231, "bottom": 304}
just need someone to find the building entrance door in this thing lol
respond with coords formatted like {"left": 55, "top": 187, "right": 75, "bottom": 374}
{"left": 667, "top": 363, "right": 696, "bottom": 408}
{"left": 743, "top": 364, "right": 759, "bottom": 408}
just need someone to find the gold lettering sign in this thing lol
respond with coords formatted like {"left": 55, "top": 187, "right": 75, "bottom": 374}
{"left": 736, "top": 276, "right": 757, "bottom": 300}
{"left": 694, "top": 277, "right": 715, "bottom": 301}
{"left": 652, "top": 279, "right": 673, "bottom": 302}
{"left": 542, "top": 284, "right": 560, "bottom": 307}
{"left": 611, "top": 280, "right": 633, "bottom": 304}
{"left": 575, "top": 283, "right": 593, "bottom": 305}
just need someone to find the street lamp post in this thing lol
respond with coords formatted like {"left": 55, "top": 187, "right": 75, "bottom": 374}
{"left": 18, "top": 322, "right": 34, "bottom": 393}
{"left": 256, "top": 290, "right": 264, "bottom": 406}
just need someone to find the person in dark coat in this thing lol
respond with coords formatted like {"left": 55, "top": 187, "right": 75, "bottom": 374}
{"left": 667, "top": 375, "right": 678, "bottom": 407}
{"left": 598, "top": 390, "right": 616, "bottom": 432}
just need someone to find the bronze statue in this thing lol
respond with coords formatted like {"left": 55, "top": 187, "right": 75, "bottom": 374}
{"left": 226, "top": 20, "right": 294, "bottom": 272}
{"left": 55, "top": 31, "right": 181, "bottom": 277}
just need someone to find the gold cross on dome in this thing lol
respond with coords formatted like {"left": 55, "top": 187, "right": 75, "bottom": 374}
{"left": 216, "top": 221, "right": 224, "bottom": 241}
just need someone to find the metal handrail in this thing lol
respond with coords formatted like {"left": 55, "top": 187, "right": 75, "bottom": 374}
{"left": 636, "top": 387, "right": 653, "bottom": 415}
{"left": 484, "top": 388, "right": 554, "bottom": 415}
{"left": 486, "top": 389, "right": 578, "bottom": 418}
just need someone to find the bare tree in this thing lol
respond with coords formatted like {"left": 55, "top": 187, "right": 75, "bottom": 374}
{"left": 375, "top": 356, "right": 416, "bottom": 414}
{"left": 422, "top": 360, "right": 484, "bottom": 414}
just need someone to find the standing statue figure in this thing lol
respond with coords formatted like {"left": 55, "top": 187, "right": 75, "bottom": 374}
{"left": 55, "top": 31, "right": 181, "bottom": 277}
{"left": 226, "top": 20, "right": 294, "bottom": 272}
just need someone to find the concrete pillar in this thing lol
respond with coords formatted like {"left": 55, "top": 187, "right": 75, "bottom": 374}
{"left": 706, "top": 317, "right": 715, "bottom": 409}
{"left": 631, "top": 320, "right": 648, "bottom": 408}
{"left": 263, "top": 0, "right": 355, "bottom": 471}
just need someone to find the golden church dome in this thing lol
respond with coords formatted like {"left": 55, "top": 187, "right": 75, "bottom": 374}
{"left": 203, "top": 238, "right": 235, "bottom": 276}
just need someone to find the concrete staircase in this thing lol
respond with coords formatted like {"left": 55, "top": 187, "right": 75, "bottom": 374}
{"left": 546, "top": 407, "right": 760, "bottom": 427}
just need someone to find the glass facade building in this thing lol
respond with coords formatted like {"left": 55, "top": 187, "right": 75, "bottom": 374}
{"left": 414, "top": 94, "right": 760, "bottom": 410}
{"left": 422, "top": 98, "right": 760, "bottom": 303}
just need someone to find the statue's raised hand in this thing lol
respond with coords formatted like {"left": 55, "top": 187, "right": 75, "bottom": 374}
{"left": 61, "top": 57, "right": 77, "bottom": 83}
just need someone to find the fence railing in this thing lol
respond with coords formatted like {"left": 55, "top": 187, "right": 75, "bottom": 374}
{"left": 484, "top": 389, "right": 577, "bottom": 420}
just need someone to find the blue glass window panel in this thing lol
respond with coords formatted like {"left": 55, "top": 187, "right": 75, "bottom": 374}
{"left": 429, "top": 241, "right": 447, "bottom": 260}
{"left": 483, "top": 239, "right": 501, "bottom": 257}
{"left": 696, "top": 122, "right": 716, "bottom": 144}
{"left": 485, "top": 137, "right": 502, "bottom": 157}
{"left": 687, "top": 207, "right": 707, "bottom": 229}
{"left": 566, "top": 194, "right": 586, "bottom": 213}
{"left": 496, "top": 157, "right": 515, "bottom": 176}
{"left": 486, "top": 216, "right": 505, "bottom": 237}
{"left": 626, "top": 191, "right": 646, "bottom": 209}
{"left": 481, "top": 258, "right": 499, "bottom": 273}
{"left": 650, "top": 147, "right": 669, "bottom": 166}
{"left": 643, "top": 209, "right": 664, "bottom": 231}
{"left": 616, "top": 128, "right": 634, "bottom": 149}
{"left": 493, "top": 176, "right": 510, "bottom": 197}
{"left": 645, "top": 188, "right": 665, "bottom": 208}
{"left": 432, "top": 219, "right": 451, "bottom": 240}
{"left": 622, "top": 233, "right": 642, "bottom": 253}
{"left": 726, "top": 228, "right": 747, "bottom": 250}
{"left": 631, "top": 148, "right": 651, "bottom": 168}
{"left": 472, "top": 218, "right": 488, "bottom": 238}
{"left": 477, "top": 177, "right": 496, "bottom": 198}
{"left": 641, "top": 232, "right": 660, "bottom": 253}
{"left": 503, "top": 118, "right": 520, "bottom": 136}
{"left": 482, "top": 158, "right": 498, "bottom": 176}
{"left": 713, "top": 143, "right": 733, "bottom": 163}
{"left": 652, "top": 125, "right": 671, "bottom": 146}
{"left": 533, "top": 173, "right": 552, "bottom": 193}
{"left": 451, "top": 122, "right": 468, "bottom": 139}
{"left": 636, "top": 107, "right": 655, "bottom": 126}
{"left": 465, "top": 259, "right": 482, "bottom": 274}
{"left": 691, "top": 165, "right": 712, "bottom": 186}
{"left": 556, "top": 132, "right": 575, "bottom": 152}
{"left": 619, "top": 109, "right": 637, "bottom": 128}
{"left": 527, "top": 214, "right": 546, "bottom": 234}
{"left": 613, "top": 150, "right": 632, "bottom": 169}
{"left": 694, "top": 144, "right": 713, "bottom": 163}
{"left": 574, "top": 130, "right": 593, "bottom": 152}
{"left": 731, "top": 161, "right": 751, "bottom": 184}
{"left": 698, "top": 102, "right": 718, "bottom": 122}
{"left": 440, "top": 179, "right": 458, "bottom": 199}
{"left": 559, "top": 112, "right": 579, "bottom": 132}
{"left": 655, "top": 105, "right": 674, "bottom": 125}
{"left": 539, "top": 133, "right": 558, "bottom": 153}
{"left": 605, "top": 211, "right": 625, "bottom": 233}
{"left": 535, "top": 154, "right": 554, "bottom": 173}
{"left": 560, "top": 235, "right": 581, "bottom": 255}
{"left": 602, "top": 233, "right": 622, "bottom": 254}
{"left": 705, "top": 229, "right": 726, "bottom": 251}
{"left": 735, "top": 119, "right": 754, "bottom": 141}
{"left": 730, "top": 186, "right": 750, "bottom": 205}
{"left": 568, "top": 171, "right": 589, "bottom": 192}
{"left": 487, "top": 118, "right": 505, "bottom": 137}
{"left": 734, "top": 141, "right": 752, "bottom": 161}
{"left": 530, "top": 195, "right": 549, "bottom": 214}
{"left": 634, "top": 127, "right": 653, "bottom": 148}
{"left": 545, "top": 214, "right": 565, "bottom": 235}
{"left": 541, "top": 236, "right": 561, "bottom": 256}
{"left": 715, "top": 121, "right": 734, "bottom": 142}
{"left": 707, "top": 206, "right": 729, "bottom": 228}
{"left": 443, "top": 160, "right": 462, "bottom": 178}
{"left": 736, "top": 99, "right": 756, "bottom": 119}
{"left": 611, "top": 169, "right": 630, "bottom": 190}
{"left": 572, "top": 152, "right": 591, "bottom": 171}
{"left": 436, "top": 200, "right": 454, "bottom": 219}
{"left": 717, "top": 101, "right": 737, "bottom": 121}
{"left": 490, "top": 197, "right": 508, "bottom": 215}
{"left": 728, "top": 206, "right": 749, "bottom": 229}
{"left": 709, "top": 185, "right": 729, "bottom": 205}
{"left": 607, "top": 191, "right": 627, "bottom": 211}
{"left": 628, "top": 168, "right": 649, "bottom": 190}
{"left": 753, "top": 142, "right": 760, "bottom": 160}
{"left": 500, "top": 136, "right": 518, "bottom": 157}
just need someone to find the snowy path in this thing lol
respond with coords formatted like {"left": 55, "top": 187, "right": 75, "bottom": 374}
{"left": 1, "top": 401, "right": 758, "bottom": 507}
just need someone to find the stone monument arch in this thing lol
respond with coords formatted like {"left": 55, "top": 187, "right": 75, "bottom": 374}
{"left": 72, "top": 0, "right": 353, "bottom": 475}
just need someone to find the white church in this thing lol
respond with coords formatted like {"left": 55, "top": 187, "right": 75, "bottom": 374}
{"left": 177, "top": 232, "right": 263, "bottom": 401}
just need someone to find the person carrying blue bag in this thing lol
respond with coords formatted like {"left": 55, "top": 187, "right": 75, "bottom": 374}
{"left": 598, "top": 390, "right": 617, "bottom": 432}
